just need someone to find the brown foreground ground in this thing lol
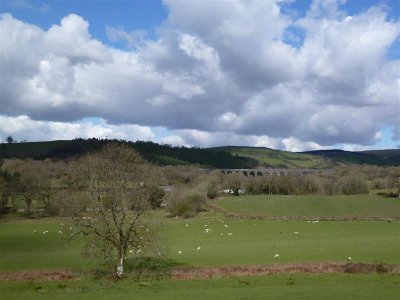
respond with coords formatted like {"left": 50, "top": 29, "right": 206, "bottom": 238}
{"left": 1, "top": 262, "right": 399, "bottom": 281}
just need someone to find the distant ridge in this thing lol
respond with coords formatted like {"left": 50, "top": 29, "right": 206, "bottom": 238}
{"left": 0, "top": 139, "right": 399, "bottom": 167}
{"left": 0, "top": 139, "right": 258, "bottom": 169}
{"left": 303, "top": 149, "right": 400, "bottom": 166}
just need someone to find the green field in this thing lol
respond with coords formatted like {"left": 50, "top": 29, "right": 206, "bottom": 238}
{"left": 215, "top": 194, "right": 400, "bottom": 218}
{"left": 1, "top": 194, "right": 400, "bottom": 299}
{"left": 1, "top": 216, "right": 399, "bottom": 272}
{"left": 1, "top": 274, "right": 399, "bottom": 300}
{"left": 168, "top": 218, "right": 400, "bottom": 265}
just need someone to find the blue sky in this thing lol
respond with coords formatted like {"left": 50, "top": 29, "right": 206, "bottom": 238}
{"left": 2, "top": 0, "right": 399, "bottom": 49}
{"left": 1, "top": 0, "right": 168, "bottom": 44}
{"left": 0, "top": 0, "right": 399, "bottom": 150}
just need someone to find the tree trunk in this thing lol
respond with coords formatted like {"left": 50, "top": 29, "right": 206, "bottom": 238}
{"left": 116, "top": 255, "right": 124, "bottom": 278}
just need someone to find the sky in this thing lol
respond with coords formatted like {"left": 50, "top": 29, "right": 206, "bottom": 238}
{"left": 0, "top": 0, "right": 399, "bottom": 151}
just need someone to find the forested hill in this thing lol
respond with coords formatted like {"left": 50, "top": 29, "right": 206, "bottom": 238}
{"left": 0, "top": 139, "right": 258, "bottom": 169}
{"left": 1, "top": 139, "right": 399, "bottom": 168}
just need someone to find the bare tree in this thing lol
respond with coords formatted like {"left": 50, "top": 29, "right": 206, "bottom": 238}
{"left": 225, "top": 173, "right": 242, "bottom": 196}
{"left": 18, "top": 175, "right": 38, "bottom": 210}
{"left": 63, "top": 144, "right": 164, "bottom": 278}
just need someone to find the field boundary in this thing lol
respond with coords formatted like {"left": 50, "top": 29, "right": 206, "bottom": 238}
{"left": 0, "top": 270, "right": 74, "bottom": 281}
{"left": 208, "top": 203, "right": 400, "bottom": 221}
{"left": 171, "top": 262, "right": 400, "bottom": 280}
{"left": 1, "top": 263, "right": 399, "bottom": 281}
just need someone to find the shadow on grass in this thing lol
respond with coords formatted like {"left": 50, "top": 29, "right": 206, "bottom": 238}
{"left": 86, "top": 257, "right": 187, "bottom": 280}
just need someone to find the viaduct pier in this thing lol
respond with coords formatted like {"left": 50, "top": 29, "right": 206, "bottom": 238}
{"left": 220, "top": 168, "right": 328, "bottom": 177}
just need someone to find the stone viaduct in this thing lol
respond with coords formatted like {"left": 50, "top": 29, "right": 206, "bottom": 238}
{"left": 220, "top": 168, "right": 328, "bottom": 177}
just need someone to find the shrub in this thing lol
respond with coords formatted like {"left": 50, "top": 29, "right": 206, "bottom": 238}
{"left": 0, "top": 193, "right": 8, "bottom": 214}
{"left": 339, "top": 175, "right": 369, "bottom": 195}
{"left": 20, "top": 209, "right": 47, "bottom": 219}
{"left": 225, "top": 173, "right": 242, "bottom": 196}
{"left": 245, "top": 177, "right": 259, "bottom": 195}
{"left": 166, "top": 190, "right": 207, "bottom": 218}
{"left": 148, "top": 186, "right": 165, "bottom": 209}
{"left": 44, "top": 201, "right": 60, "bottom": 216}
{"left": 206, "top": 180, "right": 218, "bottom": 199}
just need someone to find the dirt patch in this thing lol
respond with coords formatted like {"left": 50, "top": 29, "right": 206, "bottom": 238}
{"left": 0, "top": 270, "right": 75, "bottom": 281}
{"left": 171, "top": 263, "right": 400, "bottom": 280}
{"left": 1, "top": 263, "right": 398, "bottom": 281}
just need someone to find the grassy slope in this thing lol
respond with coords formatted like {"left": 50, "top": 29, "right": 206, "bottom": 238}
{"left": 304, "top": 149, "right": 400, "bottom": 166}
{"left": 215, "top": 194, "right": 400, "bottom": 218}
{"left": 362, "top": 149, "right": 400, "bottom": 164}
{"left": 1, "top": 274, "right": 399, "bottom": 300}
{"left": 1, "top": 216, "right": 399, "bottom": 272}
{"left": 214, "top": 146, "right": 332, "bottom": 169}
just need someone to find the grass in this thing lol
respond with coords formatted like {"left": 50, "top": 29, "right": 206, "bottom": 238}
{"left": 215, "top": 194, "right": 400, "bottom": 218}
{"left": 1, "top": 216, "right": 399, "bottom": 271}
{"left": 167, "top": 218, "right": 400, "bottom": 266}
{"left": 1, "top": 274, "right": 399, "bottom": 300}
{"left": 0, "top": 205, "right": 399, "bottom": 299}
{"left": 0, "top": 220, "right": 97, "bottom": 271}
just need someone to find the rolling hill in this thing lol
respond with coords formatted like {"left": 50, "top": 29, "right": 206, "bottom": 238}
{"left": 213, "top": 146, "right": 332, "bottom": 169}
{"left": 0, "top": 139, "right": 258, "bottom": 169}
{"left": 303, "top": 149, "right": 400, "bottom": 166}
{"left": 0, "top": 139, "right": 399, "bottom": 168}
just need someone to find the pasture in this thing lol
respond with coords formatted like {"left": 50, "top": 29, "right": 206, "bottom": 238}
{"left": 1, "top": 194, "right": 399, "bottom": 299}
{"left": 1, "top": 216, "right": 399, "bottom": 271}
{"left": 1, "top": 274, "right": 399, "bottom": 300}
{"left": 215, "top": 194, "right": 400, "bottom": 218}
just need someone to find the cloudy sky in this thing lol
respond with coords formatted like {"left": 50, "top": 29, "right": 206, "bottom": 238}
{"left": 0, "top": 0, "right": 399, "bottom": 151}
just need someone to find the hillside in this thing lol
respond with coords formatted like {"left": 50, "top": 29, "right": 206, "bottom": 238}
{"left": 213, "top": 146, "right": 333, "bottom": 169}
{"left": 1, "top": 140, "right": 399, "bottom": 168}
{"left": 303, "top": 149, "right": 400, "bottom": 166}
{"left": 0, "top": 139, "right": 258, "bottom": 169}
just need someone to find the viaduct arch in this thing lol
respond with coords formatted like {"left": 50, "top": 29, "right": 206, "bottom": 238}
{"left": 220, "top": 168, "right": 327, "bottom": 176}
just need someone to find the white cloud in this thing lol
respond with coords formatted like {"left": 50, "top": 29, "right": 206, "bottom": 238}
{"left": 105, "top": 26, "right": 147, "bottom": 49}
{"left": 0, "top": 0, "right": 399, "bottom": 149}
{"left": 281, "top": 137, "right": 327, "bottom": 152}
{"left": 0, "top": 115, "right": 155, "bottom": 142}
{"left": 159, "top": 135, "right": 187, "bottom": 147}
